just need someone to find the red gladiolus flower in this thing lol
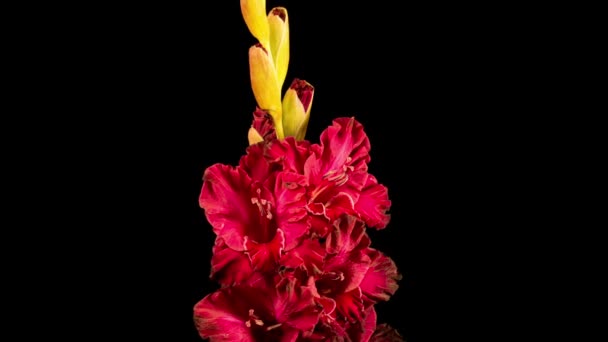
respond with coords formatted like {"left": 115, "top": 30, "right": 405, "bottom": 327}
{"left": 194, "top": 275, "right": 321, "bottom": 341}
{"left": 266, "top": 117, "right": 391, "bottom": 236}
{"left": 196, "top": 116, "right": 402, "bottom": 341}
{"left": 200, "top": 144, "right": 310, "bottom": 272}
{"left": 312, "top": 216, "right": 372, "bottom": 324}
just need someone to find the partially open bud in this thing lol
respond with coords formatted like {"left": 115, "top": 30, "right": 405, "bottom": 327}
{"left": 249, "top": 44, "right": 283, "bottom": 138}
{"left": 240, "top": 0, "right": 270, "bottom": 47}
{"left": 268, "top": 7, "right": 289, "bottom": 90}
{"left": 248, "top": 108, "right": 276, "bottom": 145}
{"left": 282, "top": 79, "right": 314, "bottom": 140}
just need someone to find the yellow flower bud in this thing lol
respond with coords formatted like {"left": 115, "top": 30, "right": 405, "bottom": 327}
{"left": 282, "top": 79, "right": 314, "bottom": 140}
{"left": 249, "top": 44, "right": 283, "bottom": 138}
{"left": 240, "top": 0, "right": 270, "bottom": 47}
{"left": 268, "top": 7, "right": 289, "bottom": 90}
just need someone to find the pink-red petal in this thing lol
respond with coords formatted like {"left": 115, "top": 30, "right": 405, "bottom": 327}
{"left": 334, "top": 287, "right": 365, "bottom": 323}
{"left": 306, "top": 170, "right": 368, "bottom": 225}
{"left": 266, "top": 136, "right": 312, "bottom": 175}
{"left": 245, "top": 228, "right": 285, "bottom": 271}
{"left": 355, "top": 175, "right": 391, "bottom": 229}
{"left": 199, "top": 164, "right": 256, "bottom": 251}
{"left": 326, "top": 215, "right": 370, "bottom": 255}
{"left": 273, "top": 171, "right": 310, "bottom": 250}
{"left": 239, "top": 142, "right": 280, "bottom": 182}
{"left": 210, "top": 238, "right": 254, "bottom": 286}
{"left": 275, "top": 277, "right": 322, "bottom": 332}
{"left": 347, "top": 306, "right": 377, "bottom": 342}
{"left": 280, "top": 239, "right": 326, "bottom": 276}
{"left": 305, "top": 117, "right": 371, "bottom": 185}
{"left": 360, "top": 249, "right": 401, "bottom": 306}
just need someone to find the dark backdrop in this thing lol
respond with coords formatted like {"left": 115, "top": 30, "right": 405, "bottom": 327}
{"left": 73, "top": 1, "right": 513, "bottom": 340}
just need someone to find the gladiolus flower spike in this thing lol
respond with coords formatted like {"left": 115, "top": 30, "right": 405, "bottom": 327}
{"left": 195, "top": 1, "right": 403, "bottom": 341}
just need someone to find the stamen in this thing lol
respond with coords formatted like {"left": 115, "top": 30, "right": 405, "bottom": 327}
{"left": 335, "top": 174, "right": 349, "bottom": 186}
{"left": 266, "top": 323, "right": 282, "bottom": 331}
{"left": 251, "top": 193, "right": 273, "bottom": 220}
{"left": 251, "top": 188, "right": 272, "bottom": 220}
{"left": 245, "top": 308, "right": 266, "bottom": 328}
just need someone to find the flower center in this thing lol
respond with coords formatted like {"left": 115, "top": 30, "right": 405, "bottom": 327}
{"left": 315, "top": 271, "right": 345, "bottom": 296}
{"left": 251, "top": 188, "right": 273, "bottom": 220}
{"left": 309, "top": 157, "right": 356, "bottom": 204}
{"left": 323, "top": 159, "right": 354, "bottom": 186}
{"left": 245, "top": 308, "right": 264, "bottom": 328}
{"left": 245, "top": 308, "right": 283, "bottom": 336}
{"left": 247, "top": 186, "right": 277, "bottom": 243}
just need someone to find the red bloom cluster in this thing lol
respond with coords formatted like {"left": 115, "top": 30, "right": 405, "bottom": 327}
{"left": 194, "top": 113, "right": 403, "bottom": 341}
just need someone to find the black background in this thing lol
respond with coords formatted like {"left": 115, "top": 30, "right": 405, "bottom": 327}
{"left": 52, "top": 1, "right": 525, "bottom": 340}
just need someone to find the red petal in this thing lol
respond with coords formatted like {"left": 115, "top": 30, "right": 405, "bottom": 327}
{"left": 200, "top": 164, "right": 255, "bottom": 250}
{"left": 326, "top": 215, "right": 370, "bottom": 255}
{"left": 334, "top": 287, "right": 365, "bottom": 323}
{"left": 266, "top": 136, "right": 312, "bottom": 175}
{"left": 305, "top": 117, "right": 371, "bottom": 185}
{"left": 360, "top": 249, "right": 402, "bottom": 306}
{"left": 239, "top": 143, "right": 281, "bottom": 182}
{"left": 210, "top": 238, "right": 254, "bottom": 286}
{"left": 280, "top": 239, "right": 326, "bottom": 276}
{"left": 306, "top": 170, "right": 368, "bottom": 224}
{"left": 371, "top": 324, "right": 405, "bottom": 342}
{"left": 273, "top": 172, "right": 310, "bottom": 250}
{"left": 245, "top": 228, "right": 285, "bottom": 271}
{"left": 355, "top": 175, "right": 391, "bottom": 229}
{"left": 316, "top": 296, "right": 337, "bottom": 320}
{"left": 347, "top": 306, "right": 377, "bottom": 342}
{"left": 307, "top": 276, "right": 338, "bottom": 323}
{"left": 308, "top": 215, "right": 333, "bottom": 238}
{"left": 275, "top": 277, "right": 322, "bottom": 332}
{"left": 324, "top": 192, "right": 358, "bottom": 221}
